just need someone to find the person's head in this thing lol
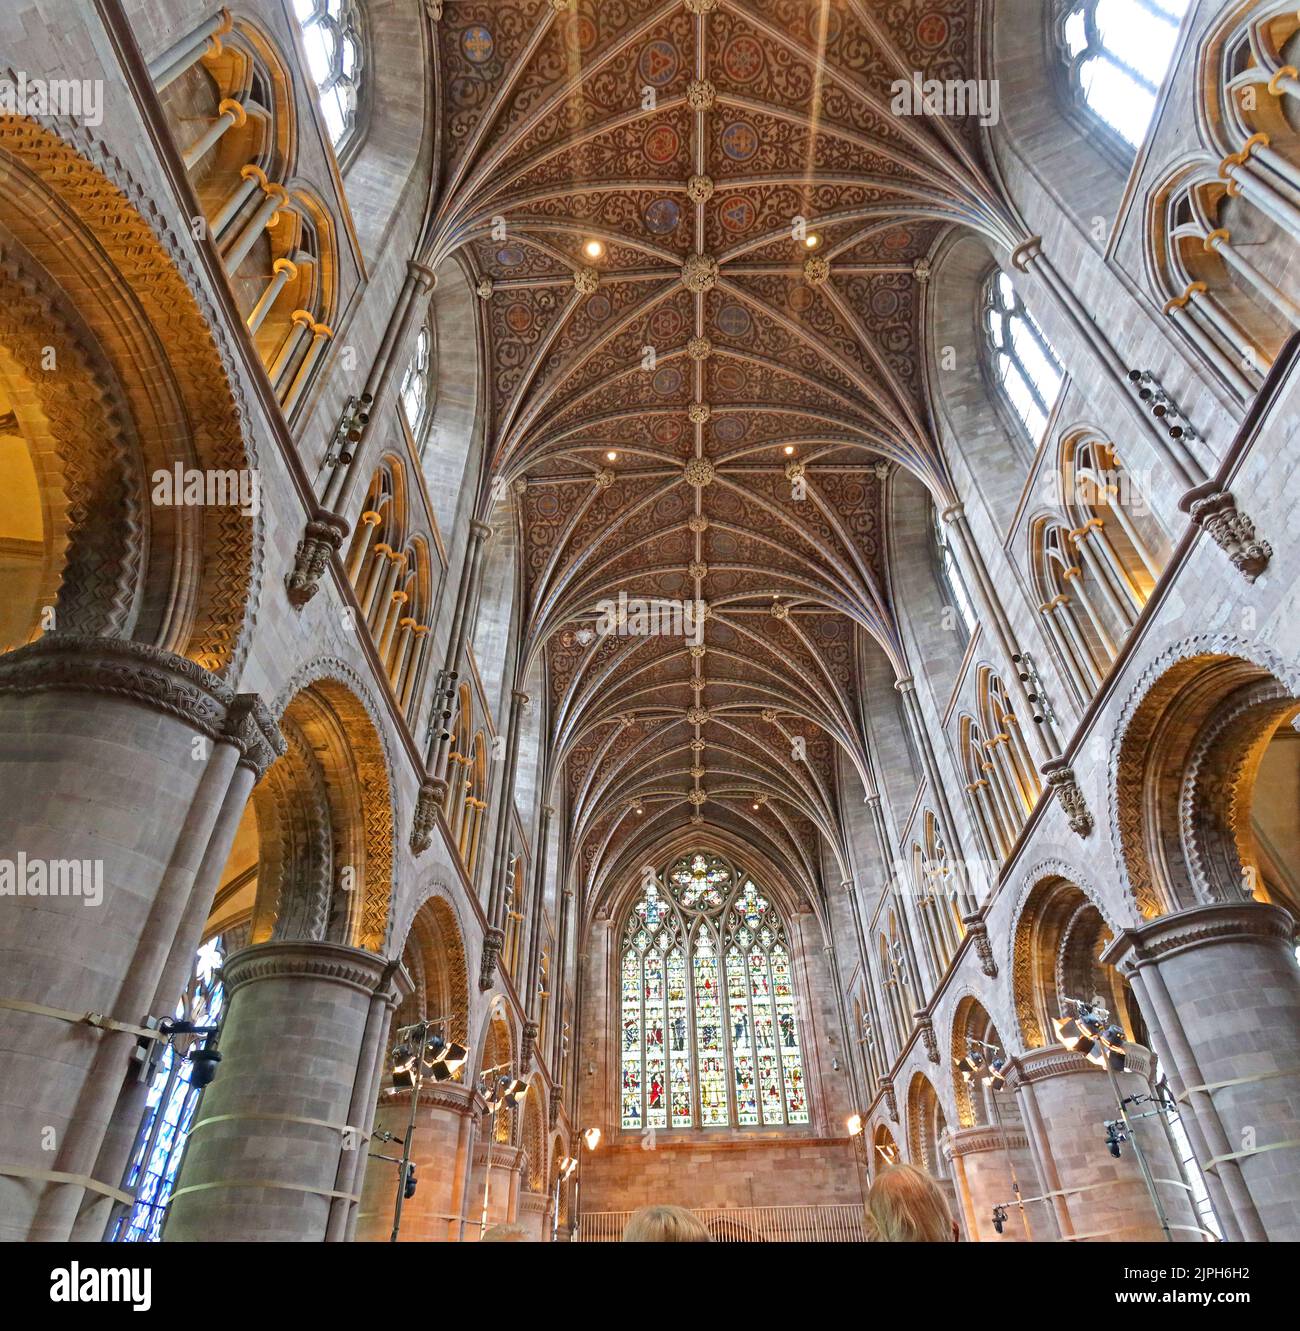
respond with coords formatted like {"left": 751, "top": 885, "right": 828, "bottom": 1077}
{"left": 481, "top": 1223, "right": 532, "bottom": 1242}
{"left": 866, "top": 1163, "right": 957, "bottom": 1242}
{"left": 622, "top": 1205, "right": 712, "bottom": 1242}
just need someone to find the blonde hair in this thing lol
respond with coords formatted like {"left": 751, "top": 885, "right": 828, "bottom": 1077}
{"left": 866, "top": 1164, "right": 955, "bottom": 1242}
{"left": 622, "top": 1205, "right": 712, "bottom": 1243}
{"left": 481, "top": 1223, "right": 531, "bottom": 1242}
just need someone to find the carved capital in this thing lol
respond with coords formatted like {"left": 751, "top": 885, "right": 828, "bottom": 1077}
{"left": 479, "top": 927, "right": 505, "bottom": 992}
{"left": 1180, "top": 483, "right": 1272, "bottom": 582}
{"left": 914, "top": 1011, "right": 940, "bottom": 1063}
{"left": 286, "top": 512, "right": 348, "bottom": 608}
{"left": 878, "top": 1076, "right": 898, "bottom": 1121}
{"left": 520, "top": 1019, "right": 539, "bottom": 1068}
{"left": 222, "top": 940, "right": 404, "bottom": 1003}
{"left": 548, "top": 1089, "right": 563, "bottom": 1129}
{"left": 1041, "top": 758, "right": 1093, "bottom": 837}
{"left": 961, "top": 912, "right": 998, "bottom": 977}
{"left": 224, "top": 692, "right": 286, "bottom": 779}
{"left": 1101, "top": 900, "right": 1297, "bottom": 972}
{"left": 410, "top": 779, "right": 444, "bottom": 856}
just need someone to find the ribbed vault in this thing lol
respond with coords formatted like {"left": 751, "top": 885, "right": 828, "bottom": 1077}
{"left": 424, "top": 0, "right": 1003, "bottom": 910}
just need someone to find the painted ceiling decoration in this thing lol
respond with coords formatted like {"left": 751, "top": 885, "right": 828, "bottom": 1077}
{"left": 420, "top": 0, "right": 1018, "bottom": 915}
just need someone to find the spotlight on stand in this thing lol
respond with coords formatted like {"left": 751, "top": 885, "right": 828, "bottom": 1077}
{"left": 991, "top": 1204, "right": 1007, "bottom": 1235}
{"left": 159, "top": 1018, "right": 222, "bottom": 1088}
{"left": 558, "top": 1155, "right": 579, "bottom": 1182}
{"left": 846, "top": 1113, "right": 863, "bottom": 1137}
{"left": 1104, "top": 1120, "right": 1127, "bottom": 1159}
{"left": 583, "top": 1126, "right": 602, "bottom": 1151}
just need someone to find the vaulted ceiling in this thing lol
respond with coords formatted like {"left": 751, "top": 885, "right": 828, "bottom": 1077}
{"left": 424, "top": 0, "right": 1008, "bottom": 911}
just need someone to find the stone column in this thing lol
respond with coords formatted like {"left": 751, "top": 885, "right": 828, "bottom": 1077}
{"left": 165, "top": 941, "right": 403, "bottom": 1242}
{"left": 1007, "top": 1047, "right": 1198, "bottom": 1242}
{"left": 1104, "top": 901, "right": 1300, "bottom": 1241}
{"left": 517, "top": 1189, "right": 553, "bottom": 1241}
{"left": 468, "top": 1141, "right": 526, "bottom": 1237}
{"left": 356, "top": 1081, "right": 478, "bottom": 1242}
{"left": 0, "top": 636, "right": 282, "bottom": 1243}
{"left": 944, "top": 1123, "right": 1043, "bottom": 1242}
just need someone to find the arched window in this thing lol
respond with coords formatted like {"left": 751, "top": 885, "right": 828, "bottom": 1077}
{"left": 1056, "top": 0, "right": 1191, "bottom": 154}
{"left": 983, "top": 270, "right": 1064, "bottom": 446}
{"left": 933, "top": 506, "right": 977, "bottom": 641}
{"left": 400, "top": 324, "right": 435, "bottom": 443}
{"left": 293, "top": 0, "right": 366, "bottom": 155}
{"left": 620, "top": 853, "right": 810, "bottom": 1132}
{"left": 111, "top": 937, "right": 226, "bottom": 1242}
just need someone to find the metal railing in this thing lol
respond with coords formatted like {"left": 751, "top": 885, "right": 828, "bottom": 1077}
{"left": 577, "top": 1203, "right": 866, "bottom": 1243}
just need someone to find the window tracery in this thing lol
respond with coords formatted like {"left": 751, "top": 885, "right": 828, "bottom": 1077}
{"left": 620, "top": 854, "right": 809, "bottom": 1132}
{"left": 293, "top": 0, "right": 367, "bottom": 154}
{"left": 982, "top": 270, "right": 1064, "bottom": 446}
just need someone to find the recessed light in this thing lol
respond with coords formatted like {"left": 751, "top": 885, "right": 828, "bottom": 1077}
{"left": 783, "top": 445, "right": 795, "bottom": 455}
{"left": 804, "top": 233, "right": 821, "bottom": 250}
{"left": 584, "top": 239, "right": 605, "bottom": 260}
{"left": 606, "top": 450, "right": 618, "bottom": 461}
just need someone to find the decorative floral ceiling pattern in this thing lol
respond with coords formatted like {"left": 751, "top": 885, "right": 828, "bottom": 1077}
{"left": 425, "top": 0, "right": 998, "bottom": 909}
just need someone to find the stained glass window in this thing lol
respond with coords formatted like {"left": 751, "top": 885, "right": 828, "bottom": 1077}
{"left": 620, "top": 854, "right": 809, "bottom": 1131}
{"left": 400, "top": 324, "right": 435, "bottom": 442}
{"left": 110, "top": 936, "right": 225, "bottom": 1242}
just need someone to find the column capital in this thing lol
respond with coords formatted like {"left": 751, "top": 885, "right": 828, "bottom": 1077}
{"left": 1009, "top": 235, "right": 1042, "bottom": 271}
{"left": 407, "top": 259, "right": 438, "bottom": 291}
{"left": 893, "top": 675, "right": 915, "bottom": 693}
{"left": 222, "top": 940, "right": 407, "bottom": 1004}
{"left": 939, "top": 502, "right": 965, "bottom": 524}
{"left": 1100, "top": 900, "right": 1296, "bottom": 972}
{"left": 469, "top": 519, "right": 493, "bottom": 540}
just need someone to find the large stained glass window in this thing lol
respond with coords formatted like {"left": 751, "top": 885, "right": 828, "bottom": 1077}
{"left": 110, "top": 937, "right": 225, "bottom": 1242}
{"left": 620, "top": 854, "right": 809, "bottom": 1131}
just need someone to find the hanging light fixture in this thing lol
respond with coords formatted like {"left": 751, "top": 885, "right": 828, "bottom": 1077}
{"left": 583, "top": 1126, "right": 602, "bottom": 1151}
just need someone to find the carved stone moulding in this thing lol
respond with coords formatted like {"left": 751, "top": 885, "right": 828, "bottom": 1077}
{"left": 222, "top": 939, "right": 404, "bottom": 1001}
{"left": 1179, "top": 482, "right": 1272, "bottom": 581}
{"left": 286, "top": 511, "right": 349, "bottom": 608}
{"left": 1041, "top": 758, "right": 1093, "bottom": 837}
{"left": 0, "top": 634, "right": 282, "bottom": 775}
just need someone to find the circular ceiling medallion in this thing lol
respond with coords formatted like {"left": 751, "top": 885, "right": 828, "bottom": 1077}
{"left": 649, "top": 307, "right": 684, "bottom": 340}
{"left": 461, "top": 25, "right": 494, "bottom": 64}
{"left": 505, "top": 302, "right": 533, "bottom": 333}
{"left": 567, "top": 15, "right": 598, "bottom": 52}
{"left": 638, "top": 40, "right": 679, "bottom": 88}
{"left": 712, "top": 416, "right": 746, "bottom": 443}
{"left": 653, "top": 418, "right": 684, "bottom": 444}
{"left": 643, "top": 124, "right": 681, "bottom": 165}
{"left": 720, "top": 121, "right": 759, "bottom": 162}
{"left": 788, "top": 285, "right": 815, "bottom": 313}
{"left": 586, "top": 292, "right": 612, "bottom": 320}
{"left": 916, "top": 13, "right": 949, "bottom": 48}
{"left": 644, "top": 198, "right": 681, "bottom": 234}
{"left": 870, "top": 287, "right": 901, "bottom": 318}
{"left": 713, "top": 363, "right": 745, "bottom": 394}
{"left": 495, "top": 244, "right": 524, "bottom": 268}
{"left": 885, "top": 228, "right": 912, "bottom": 250}
{"left": 653, "top": 366, "right": 684, "bottom": 397}
{"left": 719, "top": 195, "right": 756, "bottom": 232}
{"left": 723, "top": 35, "right": 765, "bottom": 83}
{"left": 715, "top": 303, "right": 751, "bottom": 337}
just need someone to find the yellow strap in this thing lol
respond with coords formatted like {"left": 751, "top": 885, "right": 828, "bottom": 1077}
{"left": 1203, "top": 1137, "right": 1300, "bottom": 1174}
{"left": 0, "top": 1163, "right": 133, "bottom": 1206}
{"left": 0, "top": 996, "right": 160, "bottom": 1042}
{"left": 1176, "top": 1065, "right": 1300, "bottom": 1102}
{"left": 188, "top": 1111, "right": 361, "bottom": 1138}
{"left": 167, "top": 1178, "right": 360, "bottom": 1204}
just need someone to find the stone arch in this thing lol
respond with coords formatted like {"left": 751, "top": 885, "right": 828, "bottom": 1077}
{"left": 522, "top": 1077, "right": 548, "bottom": 1192}
{"left": 1008, "top": 863, "right": 1138, "bottom": 1052}
{"left": 392, "top": 890, "right": 471, "bottom": 1047}
{"left": 949, "top": 994, "right": 1010, "bottom": 1129}
{"left": 253, "top": 661, "right": 397, "bottom": 950}
{"left": 0, "top": 116, "right": 260, "bottom": 674}
{"left": 870, "top": 1121, "right": 900, "bottom": 1175}
{"left": 1111, "top": 635, "right": 1300, "bottom": 920}
{"left": 905, "top": 1071, "right": 948, "bottom": 1178}
{"left": 474, "top": 1000, "right": 519, "bottom": 1145}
